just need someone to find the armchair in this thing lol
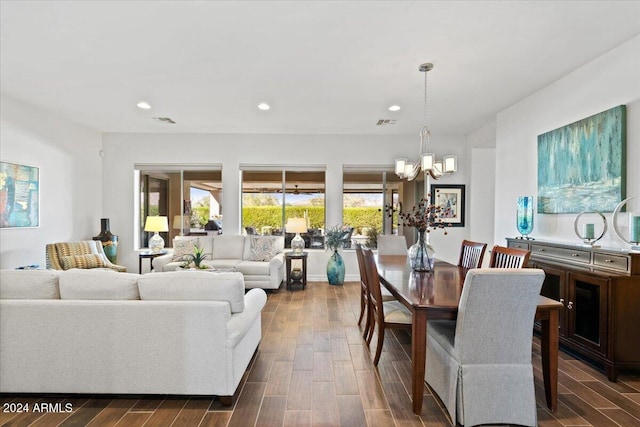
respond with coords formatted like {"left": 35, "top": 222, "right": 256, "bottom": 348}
{"left": 46, "top": 241, "right": 127, "bottom": 272}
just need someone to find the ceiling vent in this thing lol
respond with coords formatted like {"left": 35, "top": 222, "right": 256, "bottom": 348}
{"left": 152, "top": 117, "right": 176, "bottom": 124}
{"left": 376, "top": 119, "right": 396, "bottom": 126}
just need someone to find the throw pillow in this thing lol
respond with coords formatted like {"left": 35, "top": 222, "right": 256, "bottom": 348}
{"left": 248, "top": 236, "right": 277, "bottom": 262}
{"left": 60, "top": 254, "right": 106, "bottom": 270}
{"left": 172, "top": 238, "right": 198, "bottom": 262}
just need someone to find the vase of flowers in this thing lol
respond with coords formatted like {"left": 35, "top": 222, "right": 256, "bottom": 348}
{"left": 399, "top": 198, "right": 449, "bottom": 272}
{"left": 324, "top": 225, "right": 352, "bottom": 285}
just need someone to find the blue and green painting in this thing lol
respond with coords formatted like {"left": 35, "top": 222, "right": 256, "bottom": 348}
{"left": 537, "top": 105, "right": 626, "bottom": 214}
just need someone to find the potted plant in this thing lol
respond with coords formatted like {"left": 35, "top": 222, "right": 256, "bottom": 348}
{"left": 324, "top": 225, "right": 352, "bottom": 285}
{"left": 180, "top": 244, "right": 211, "bottom": 270}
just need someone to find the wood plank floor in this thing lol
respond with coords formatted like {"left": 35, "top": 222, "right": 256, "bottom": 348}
{"left": 2, "top": 281, "right": 639, "bottom": 426}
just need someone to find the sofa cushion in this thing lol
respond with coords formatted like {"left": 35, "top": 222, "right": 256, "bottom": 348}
{"left": 246, "top": 236, "right": 277, "bottom": 261}
{"left": 236, "top": 260, "right": 271, "bottom": 276}
{"left": 59, "top": 269, "right": 140, "bottom": 300}
{"left": 60, "top": 254, "right": 106, "bottom": 270}
{"left": 137, "top": 271, "right": 245, "bottom": 313}
{"left": 212, "top": 235, "right": 246, "bottom": 260}
{"left": 0, "top": 270, "right": 61, "bottom": 299}
{"left": 172, "top": 238, "right": 199, "bottom": 262}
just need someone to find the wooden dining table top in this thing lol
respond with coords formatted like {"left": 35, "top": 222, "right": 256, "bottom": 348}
{"left": 376, "top": 254, "right": 562, "bottom": 316}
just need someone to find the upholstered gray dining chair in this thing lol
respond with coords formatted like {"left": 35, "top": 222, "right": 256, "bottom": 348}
{"left": 376, "top": 235, "right": 408, "bottom": 255}
{"left": 424, "top": 268, "right": 544, "bottom": 426}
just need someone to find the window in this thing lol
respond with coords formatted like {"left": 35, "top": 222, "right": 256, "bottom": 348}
{"left": 241, "top": 168, "right": 325, "bottom": 249}
{"left": 135, "top": 166, "right": 222, "bottom": 249}
{"left": 342, "top": 169, "right": 402, "bottom": 248}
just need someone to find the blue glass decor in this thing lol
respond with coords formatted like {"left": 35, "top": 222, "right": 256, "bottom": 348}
{"left": 516, "top": 196, "right": 534, "bottom": 240}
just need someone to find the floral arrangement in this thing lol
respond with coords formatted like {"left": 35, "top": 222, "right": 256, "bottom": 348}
{"left": 181, "top": 244, "right": 211, "bottom": 269}
{"left": 399, "top": 197, "right": 450, "bottom": 234}
{"left": 324, "top": 225, "right": 352, "bottom": 251}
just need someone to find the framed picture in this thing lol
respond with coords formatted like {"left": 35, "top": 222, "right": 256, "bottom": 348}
{"left": 430, "top": 184, "right": 465, "bottom": 227}
{"left": 0, "top": 160, "right": 40, "bottom": 228}
{"left": 537, "top": 105, "right": 626, "bottom": 214}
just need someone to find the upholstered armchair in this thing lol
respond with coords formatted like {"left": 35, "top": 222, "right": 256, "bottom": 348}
{"left": 46, "top": 241, "right": 127, "bottom": 272}
{"left": 425, "top": 268, "right": 544, "bottom": 426}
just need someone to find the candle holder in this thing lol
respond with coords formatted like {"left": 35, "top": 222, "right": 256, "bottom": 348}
{"left": 573, "top": 211, "right": 607, "bottom": 247}
{"left": 612, "top": 196, "right": 640, "bottom": 251}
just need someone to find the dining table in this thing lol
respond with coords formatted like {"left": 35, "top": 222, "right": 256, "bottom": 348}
{"left": 376, "top": 255, "right": 563, "bottom": 415}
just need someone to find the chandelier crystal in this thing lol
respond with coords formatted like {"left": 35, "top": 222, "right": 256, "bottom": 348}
{"left": 395, "top": 63, "right": 457, "bottom": 181}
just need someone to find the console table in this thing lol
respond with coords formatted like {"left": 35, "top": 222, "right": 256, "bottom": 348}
{"left": 507, "top": 238, "right": 640, "bottom": 381}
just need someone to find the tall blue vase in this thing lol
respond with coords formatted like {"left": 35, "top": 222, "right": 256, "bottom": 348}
{"left": 516, "top": 196, "right": 534, "bottom": 239}
{"left": 327, "top": 250, "right": 345, "bottom": 285}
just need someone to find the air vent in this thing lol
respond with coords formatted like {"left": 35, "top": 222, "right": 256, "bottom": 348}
{"left": 152, "top": 117, "right": 176, "bottom": 124}
{"left": 376, "top": 119, "right": 396, "bottom": 126}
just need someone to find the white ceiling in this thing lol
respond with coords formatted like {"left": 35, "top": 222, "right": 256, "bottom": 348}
{"left": 2, "top": 1, "right": 639, "bottom": 136}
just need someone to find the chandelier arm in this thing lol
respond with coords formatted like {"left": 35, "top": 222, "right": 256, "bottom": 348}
{"left": 406, "top": 163, "right": 421, "bottom": 181}
{"left": 428, "top": 169, "right": 442, "bottom": 180}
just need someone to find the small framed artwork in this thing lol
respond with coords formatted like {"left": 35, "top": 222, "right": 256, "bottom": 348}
{"left": 430, "top": 184, "right": 465, "bottom": 227}
{"left": 0, "top": 160, "right": 40, "bottom": 228}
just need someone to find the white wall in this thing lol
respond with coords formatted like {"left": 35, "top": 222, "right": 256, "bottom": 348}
{"left": 101, "top": 133, "right": 468, "bottom": 278}
{"left": 0, "top": 95, "right": 103, "bottom": 269}
{"left": 494, "top": 36, "right": 640, "bottom": 248}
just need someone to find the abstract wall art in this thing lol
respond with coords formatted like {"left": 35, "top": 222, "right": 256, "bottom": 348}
{"left": 0, "top": 161, "right": 39, "bottom": 228}
{"left": 537, "top": 105, "right": 626, "bottom": 214}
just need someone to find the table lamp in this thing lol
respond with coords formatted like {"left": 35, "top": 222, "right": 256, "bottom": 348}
{"left": 144, "top": 216, "right": 169, "bottom": 252}
{"left": 286, "top": 217, "right": 307, "bottom": 254}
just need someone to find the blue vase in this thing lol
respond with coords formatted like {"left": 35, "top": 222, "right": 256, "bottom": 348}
{"left": 93, "top": 218, "right": 118, "bottom": 264}
{"left": 516, "top": 196, "right": 534, "bottom": 239}
{"left": 327, "top": 250, "right": 345, "bottom": 285}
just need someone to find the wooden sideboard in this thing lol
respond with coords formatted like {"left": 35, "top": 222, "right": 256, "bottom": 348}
{"left": 506, "top": 238, "right": 640, "bottom": 381}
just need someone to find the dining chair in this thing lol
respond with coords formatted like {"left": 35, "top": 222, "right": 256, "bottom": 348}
{"left": 424, "top": 268, "right": 545, "bottom": 426}
{"left": 355, "top": 244, "right": 395, "bottom": 340}
{"left": 457, "top": 239, "right": 487, "bottom": 268}
{"left": 488, "top": 245, "right": 530, "bottom": 268}
{"left": 361, "top": 247, "right": 412, "bottom": 365}
{"left": 376, "top": 235, "right": 408, "bottom": 255}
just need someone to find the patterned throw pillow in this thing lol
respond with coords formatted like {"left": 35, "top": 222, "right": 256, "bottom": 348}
{"left": 172, "top": 238, "right": 198, "bottom": 262}
{"left": 248, "top": 236, "right": 277, "bottom": 262}
{"left": 60, "top": 254, "right": 106, "bottom": 270}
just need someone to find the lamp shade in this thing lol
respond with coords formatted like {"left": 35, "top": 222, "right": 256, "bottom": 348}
{"left": 144, "top": 216, "right": 169, "bottom": 232}
{"left": 285, "top": 218, "right": 307, "bottom": 234}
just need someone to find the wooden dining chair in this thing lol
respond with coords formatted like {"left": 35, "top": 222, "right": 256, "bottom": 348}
{"left": 355, "top": 243, "right": 395, "bottom": 340}
{"left": 457, "top": 240, "right": 488, "bottom": 268}
{"left": 488, "top": 245, "right": 531, "bottom": 268}
{"left": 361, "top": 247, "right": 412, "bottom": 365}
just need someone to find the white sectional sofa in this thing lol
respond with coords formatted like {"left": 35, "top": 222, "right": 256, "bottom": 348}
{"left": 0, "top": 268, "right": 266, "bottom": 404}
{"left": 153, "top": 234, "right": 285, "bottom": 290}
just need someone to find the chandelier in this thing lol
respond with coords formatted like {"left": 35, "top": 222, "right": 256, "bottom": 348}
{"left": 395, "top": 63, "right": 457, "bottom": 181}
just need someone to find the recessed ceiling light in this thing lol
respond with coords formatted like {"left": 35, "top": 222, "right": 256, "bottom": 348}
{"left": 388, "top": 105, "right": 401, "bottom": 112}
{"left": 258, "top": 102, "right": 271, "bottom": 111}
{"left": 137, "top": 101, "right": 151, "bottom": 110}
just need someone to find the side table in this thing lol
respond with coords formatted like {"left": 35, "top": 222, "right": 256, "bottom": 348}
{"left": 139, "top": 250, "right": 168, "bottom": 274}
{"left": 285, "top": 251, "right": 308, "bottom": 290}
